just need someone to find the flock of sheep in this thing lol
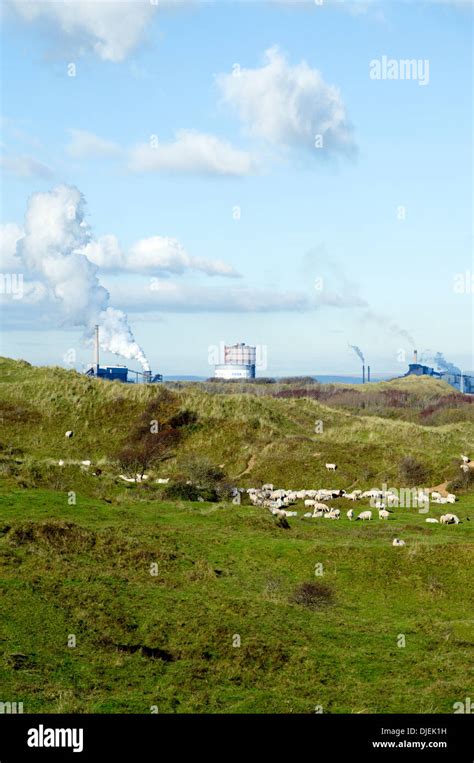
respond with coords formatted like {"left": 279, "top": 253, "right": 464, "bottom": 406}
{"left": 62, "top": 431, "right": 469, "bottom": 537}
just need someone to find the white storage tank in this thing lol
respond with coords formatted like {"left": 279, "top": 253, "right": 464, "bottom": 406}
{"left": 214, "top": 343, "right": 256, "bottom": 379}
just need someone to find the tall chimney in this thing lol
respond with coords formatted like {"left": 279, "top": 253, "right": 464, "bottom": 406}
{"left": 413, "top": 349, "right": 418, "bottom": 364}
{"left": 367, "top": 365, "right": 371, "bottom": 382}
{"left": 362, "top": 364, "right": 365, "bottom": 384}
{"left": 95, "top": 324, "right": 100, "bottom": 374}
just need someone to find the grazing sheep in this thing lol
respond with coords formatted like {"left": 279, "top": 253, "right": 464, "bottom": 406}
{"left": 325, "top": 463, "right": 337, "bottom": 471}
{"left": 446, "top": 493, "right": 457, "bottom": 504}
{"left": 425, "top": 518, "right": 439, "bottom": 524}
{"left": 304, "top": 499, "right": 316, "bottom": 508}
{"left": 65, "top": 431, "right": 74, "bottom": 438}
{"left": 392, "top": 538, "right": 406, "bottom": 547}
{"left": 379, "top": 509, "right": 391, "bottom": 520}
{"left": 347, "top": 509, "right": 354, "bottom": 520}
{"left": 355, "top": 510, "right": 372, "bottom": 521}
{"left": 430, "top": 491, "right": 442, "bottom": 500}
{"left": 440, "top": 513, "right": 461, "bottom": 525}
{"left": 262, "top": 483, "right": 274, "bottom": 491}
{"left": 345, "top": 492, "right": 359, "bottom": 501}
{"left": 313, "top": 502, "right": 330, "bottom": 512}
{"left": 326, "top": 509, "right": 340, "bottom": 519}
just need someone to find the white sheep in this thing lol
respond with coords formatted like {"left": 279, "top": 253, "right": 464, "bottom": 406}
{"left": 392, "top": 538, "right": 406, "bottom": 547}
{"left": 446, "top": 493, "right": 457, "bottom": 504}
{"left": 355, "top": 510, "right": 372, "bottom": 521}
{"left": 304, "top": 499, "right": 316, "bottom": 508}
{"left": 347, "top": 509, "right": 354, "bottom": 520}
{"left": 440, "top": 513, "right": 461, "bottom": 525}
{"left": 379, "top": 509, "right": 390, "bottom": 520}
{"left": 65, "top": 431, "right": 74, "bottom": 438}
{"left": 461, "top": 455, "right": 470, "bottom": 463}
{"left": 325, "top": 463, "right": 337, "bottom": 471}
{"left": 325, "top": 509, "right": 340, "bottom": 519}
{"left": 81, "top": 460, "right": 91, "bottom": 467}
{"left": 425, "top": 518, "right": 439, "bottom": 523}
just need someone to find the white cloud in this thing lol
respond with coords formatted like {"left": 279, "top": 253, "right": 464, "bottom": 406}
{"left": 0, "top": 223, "right": 24, "bottom": 269}
{"left": 128, "top": 129, "right": 257, "bottom": 176}
{"left": 111, "top": 280, "right": 311, "bottom": 313}
{"left": 7, "top": 0, "right": 159, "bottom": 63}
{"left": 216, "top": 46, "right": 355, "bottom": 155}
{"left": 0, "top": 153, "right": 54, "bottom": 179}
{"left": 82, "top": 234, "right": 240, "bottom": 277}
{"left": 66, "top": 129, "right": 121, "bottom": 159}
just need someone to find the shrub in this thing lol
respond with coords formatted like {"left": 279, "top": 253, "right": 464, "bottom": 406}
{"left": 290, "top": 581, "right": 334, "bottom": 610}
{"left": 163, "top": 481, "right": 200, "bottom": 501}
{"left": 398, "top": 456, "right": 429, "bottom": 486}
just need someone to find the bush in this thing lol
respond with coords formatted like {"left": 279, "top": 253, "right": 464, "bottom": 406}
{"left": 163, "top": 481, "right": 200, "bottom": 501}
{"left": 398, "top": 456, "right": 429, "bottom": 486}
{"left": 290, "top": 581, "right": 334, "bottom": 610}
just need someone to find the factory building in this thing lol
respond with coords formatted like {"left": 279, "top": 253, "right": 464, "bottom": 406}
{"left": 403, "top": 350, "right": 473, "bottom": 393}
{"left": 85, "top": 326, "right": 162, "bottom": 383}
{"left": 214, "top": 343, "right": 256, "bottom": 380}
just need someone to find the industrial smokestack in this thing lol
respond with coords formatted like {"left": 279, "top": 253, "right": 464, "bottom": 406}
{"left": 95, "top": 324, "right": 100, "bottom": 374}
{"left": 362, "top": 364, "right": 365, "bottom": 384}
{"left": 414, "top": 349, "right": 418, "bottom": 364}
{"left": 367, "top": 365, "right": 371, "bottom": 382}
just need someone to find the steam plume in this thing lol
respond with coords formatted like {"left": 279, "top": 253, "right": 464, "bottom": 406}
{"left": 16, "top": 185, "right": 150, "bottom": 370}
{"left": 348, "top": 343, "right": 365, "bottom": 364}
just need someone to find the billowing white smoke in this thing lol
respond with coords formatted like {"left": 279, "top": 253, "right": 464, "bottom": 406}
{"left": 98, "top": 307, "right": 150, "bottom": 371}
{"left": 16, "top": 185, "right": 150, "bottom": 370}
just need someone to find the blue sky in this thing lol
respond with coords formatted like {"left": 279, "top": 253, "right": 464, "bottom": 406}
{"left": 0, "top": 0, "right": 472, "bottom": 377}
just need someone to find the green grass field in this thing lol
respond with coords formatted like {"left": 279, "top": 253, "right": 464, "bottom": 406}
{"left": 0, "top": 358, "right": 472, "bottom": 714}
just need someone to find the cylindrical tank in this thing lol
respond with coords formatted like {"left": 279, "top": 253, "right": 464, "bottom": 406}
{"left": 224, "top": 343, "right": 256, "bottom": 366}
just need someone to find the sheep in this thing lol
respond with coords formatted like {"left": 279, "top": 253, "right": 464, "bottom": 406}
{"left": 425, "top": 518, "right": 439, "bottom": 523}
{"left": 156, "top": 478, "right": 170, "bottom": 484}
{"left": 345, "top": 492, "right": 359, "bottom": 501}
{"left": 325, "top": 463, "right": 337, "bottom": 471}
{"left": 304, "top": 499, "right": 316, "bottom": 508}
{"left": 379, "top": 509, "right": 391, "bottom": 520}
{"left": 355, "top": 510, "right": 372, "bottom": 521}
{"left": 81, "top": 460, "right": 91, "bottom": 467}
{"left": 262, "top": 483, "right": 274, "bottom": 491}
{"left": 313, "top": 502, "right": 330, "bottom": 512}
{"left": 430, "top": 491, "right": 442, "bottom": 500}
{"left": 440, "top": 514, "right": 461, "bottom": 525}
{"left": 347, "top": 509, "right": 354, "bottom": 520}
{"left": 312, "top": 510, "right": 324, "bottom": 518}
{"left": 65, "top": 431, "right": 74, "bottom": 438}
{"left": 461, "top": 455, "right": 470, "bottom": 463}
{"left": 446, "top": 493, "right": 457, "bottom": 504}
{"left": 392, "top": 538, "right": 406, "bottom": 547}
{"left": 285, "top": 511, "right": 298, "bottom": 517}
{"left": 325, "top": 509, "right": 340, "bottom": 519}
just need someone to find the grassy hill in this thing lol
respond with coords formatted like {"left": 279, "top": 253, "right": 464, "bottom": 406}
{"left": 0, "top": 357, "right": 472, "bottom": 492}
{"left": 0, "top": 357, "right": 472, "bottom": 714}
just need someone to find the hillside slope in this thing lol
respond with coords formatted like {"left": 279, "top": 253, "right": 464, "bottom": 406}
{"left": 0, "top": 358, "right": 472, "bottom": 491}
